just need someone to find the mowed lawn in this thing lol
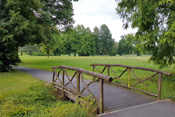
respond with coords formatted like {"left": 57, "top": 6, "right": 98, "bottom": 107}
{"left": 20, "top": 56, "right": 174, "bottom": 72}
{"left": 19, "top": 56, "right": 175, "bottom": 100}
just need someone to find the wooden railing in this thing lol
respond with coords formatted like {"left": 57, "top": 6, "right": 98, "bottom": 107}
{"left": 52, "top": 65, "right": 112, "bottom": 113}
{"left": 90, "top": 63, "right": 171, "bottom": 100}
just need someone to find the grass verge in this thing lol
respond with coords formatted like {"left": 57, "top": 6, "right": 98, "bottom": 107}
{"left": 0, "top": 71, "right": 96, "bottom": 117}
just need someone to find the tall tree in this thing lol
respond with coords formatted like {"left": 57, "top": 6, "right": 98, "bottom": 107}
{"left": 60, "top": 25, "right": 96, "bottom": 56}
{"left": 76, "top": 25, "right": 96, "bottom": 56}
{"left": 118, "top": 36, "right": 127, "bottom": 56}
{"left": 93, "top": 26, "right": 101, "bottom": 55}
{"left": 113, "top": 41, "right": 119, "bottom": 55}
{"left": 0, "top": 0, "right": 41, "bottom": 71}
{"left": 0, "top": 0, "right": 78, "bottom": 71}
{"left": 40, "top": 28, "right": 59, "bottom": 58}
{"left": 99, "top": 24, "right": 113, "bottom": 55}
{"left": 116, "top": 0, "right": 175, "bottom": 67}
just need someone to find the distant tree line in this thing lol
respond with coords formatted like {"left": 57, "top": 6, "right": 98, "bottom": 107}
{"left": 56, "top": 24, "right": 117, "bottom": 56}
{"left": 21, "top": 24, "right": 119, "bottom": 57}
{"left": 21, "top": 24, "right": 146, "bottom": 57}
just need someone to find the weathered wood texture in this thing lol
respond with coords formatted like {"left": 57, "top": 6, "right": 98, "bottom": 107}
{"left": 51, "top": 65, "right": 169, "bottom": 113}
{"left": 52, "top": 65, "right": 113, "bottom": 113}
{"left": 52, "top": 65, "right": 112, "bottom": 82}
{"left": 90, "top": 63, "right": 171, "bottom": 100}
{"left": 15, "top": 66, "right": 172, "bottom": 115}
{"left": 52, "top": 70, "right": 155, "bottom": 112}
{"left": 90, "top": 63, "right": 171, "bottom": 75}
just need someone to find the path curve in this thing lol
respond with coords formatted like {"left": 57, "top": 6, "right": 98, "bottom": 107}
{"left": 14, "top": 66, "right": 53, "bottom": 82}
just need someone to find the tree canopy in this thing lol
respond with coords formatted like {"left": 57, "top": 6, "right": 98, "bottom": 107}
{"left": 93, "top": 24, "right": 115, "bottom": 55}
{"left": 116, "top": 0, "right": 175, "bottom": 67}
{"left": 52, "top": 24, "right": 117, "bottom": 56}
{"left": 0, "top": 0, "right": 78, "bottom": 71}
{"left": 117, "top": 34, "right": 141, "bottom": 56}
{"left": 57, "top": 25, "right": 96, "bottom": 56}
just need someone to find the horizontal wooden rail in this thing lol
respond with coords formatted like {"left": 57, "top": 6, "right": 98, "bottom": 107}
{"left": 52, "top": 65, "right": 113, "bottom": 82}
{"left": 52, "top": 65, "right": 113, "bottom": 114}
{"left": 90, "top": 63, "right": 171, "bottom": 100}
{"left": 90, "top": 63, "right": 171, "bottom": 76}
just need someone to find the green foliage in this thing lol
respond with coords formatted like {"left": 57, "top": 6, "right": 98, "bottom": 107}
{"left": 98, "top": 24, "right": 115, "bottom": 55}
{"left": 118, "top": 37, "right": 128, "bottom": 56}
{"left": 117, "top": 34, "right": 140, "bottom": 56}
{"left": 53, "top": 36, "right": 65, "bottom": 56}
{"left": 40, "top": 28, "right": 60, "bottom": 58}
{"left": 77, "top": 95, "right": 97, "bottom": 115}
{"left": 55, "top": 24, "right": 117, "bottom": 56}
{"left": 116, "top": 0, "right": 175, "bottom": 67}
{"left": 58, "top": 24, "right": 96, "bottom": 56}
{"left": 40, "top": 0, "right": 78, "bottom": 30}
{"left": 75, "top": 25, "right": 96, "bottom": 56}
{"left": 93, "top": 26, "right": 100, "bottom": 55}
{"left": 0, "top": 0, "right": 41, "bottom": 71}
{"left": 0, "top": 42, "right": 20, "bottom": 72}
{"left": 0, "top": 0, "right": 78, "bottom": 71}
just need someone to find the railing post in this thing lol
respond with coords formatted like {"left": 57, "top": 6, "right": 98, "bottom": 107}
{"left": 52, "top": 69, "right": 55, "bottom": 82}
{"left": 93, "top": 65, "right": 95, "bottom": 72}
{"left": 158, "top": 73, "right": 162, "bottom": 100}
{"left": 99, "top": 79, "right": 104, "bottom": 113}
{"left": 107, "top": 66, "right": 110, "bottom": 76}
{"left": 128, "top": 68, "right": 131, "bottom": 89}
{"left": 93, "top": 65, "right": 96, "bottom": 80}
{"left": 62, "top": 69, "right": 65, "bottom": 97}
{"left": 77, "top": 72, "right": 80, "bottom": 95}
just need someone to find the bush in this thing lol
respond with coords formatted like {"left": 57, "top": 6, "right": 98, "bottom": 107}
{"left": 77, "top": 95, "right": 98, "bottom": 115}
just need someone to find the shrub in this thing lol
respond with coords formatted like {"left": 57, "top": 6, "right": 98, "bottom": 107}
{"left": 77, "top": 95, "right": 98, "bottom": 115}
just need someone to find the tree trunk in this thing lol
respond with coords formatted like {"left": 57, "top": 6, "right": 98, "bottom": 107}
{"left": 47, "top": 50, "right": 49, "bottom": 58}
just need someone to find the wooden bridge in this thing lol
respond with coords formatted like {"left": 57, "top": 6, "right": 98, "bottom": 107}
{"left": 52, "top": 64, "right": 172, "bottom": 114}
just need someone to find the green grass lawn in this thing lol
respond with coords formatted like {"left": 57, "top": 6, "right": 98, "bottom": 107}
{"left": 0, "top": 71, "right": 95, "bottom": 117}
{"left": 19, "top": 56, "right": 174, "bottom": 72}
{"left": 19, "top": 56, "right": 175, "bottom": 100}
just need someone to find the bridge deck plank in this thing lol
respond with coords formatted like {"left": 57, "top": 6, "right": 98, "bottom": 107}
{"left": 59, "top": 75, "right": 155, "bottom": 112}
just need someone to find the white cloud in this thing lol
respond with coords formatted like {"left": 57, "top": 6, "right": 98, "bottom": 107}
{"left": 73, "top": 0, "right": 137, "bottom": 42}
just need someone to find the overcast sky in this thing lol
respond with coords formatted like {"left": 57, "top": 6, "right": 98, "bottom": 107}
{"left": 72, "top": 0, "right": 137, "bottom": 42}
